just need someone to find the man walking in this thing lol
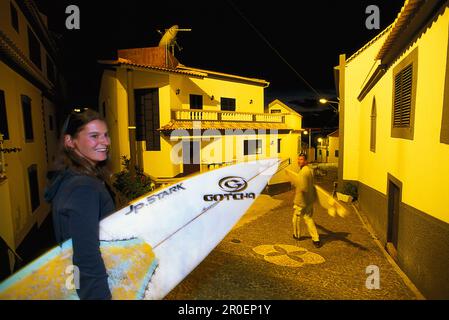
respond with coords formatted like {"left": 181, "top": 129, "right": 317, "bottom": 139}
{"left": 292, "top": 153, "right": 321, "bottom": 248}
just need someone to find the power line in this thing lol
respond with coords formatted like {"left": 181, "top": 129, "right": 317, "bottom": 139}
{"left": 227, "top": 0, "right": 322, "bottom": 97}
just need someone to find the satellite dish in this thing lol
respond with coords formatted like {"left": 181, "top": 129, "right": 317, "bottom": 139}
{"left": 158, "top": 25, "right": 179, "bottom": 47}
{"left": 157, "top": 25, "right": 191, "bottom": 55}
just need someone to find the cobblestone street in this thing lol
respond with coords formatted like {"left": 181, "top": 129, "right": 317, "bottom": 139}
{"left": 166, "top": 167, "right": 420, "bottom": 300}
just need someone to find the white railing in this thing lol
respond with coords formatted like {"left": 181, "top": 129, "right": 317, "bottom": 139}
{"left": 172, "top": 109, "right": 285, "bottom": 123}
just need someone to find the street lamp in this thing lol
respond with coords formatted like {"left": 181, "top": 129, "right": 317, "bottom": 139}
{"left": 319, "top": 98, "right": 339, "bottom": 113}
{"left": 317, "top": 137, "right": 324, "bottom": 162}
{"left": 303, "top": 130, "right": 312, "bottom": 158}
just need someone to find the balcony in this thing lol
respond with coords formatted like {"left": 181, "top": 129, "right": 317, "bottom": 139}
{"left": 158, "top": 108, "right": 295, "bottom": 132}
{"left": 171, "top": 109, "right": 285, "bottom": 123}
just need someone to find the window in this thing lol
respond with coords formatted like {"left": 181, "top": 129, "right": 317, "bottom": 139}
{"left": 391, "top": 48, "right": 417, "bottom": 140}
{"left": 10, "top": 2, "right": 19, "bottom": 33}
{"left": 271, "top": 109, "right": 281, "bottom": 113}
{"left": 221, "top": 97, "right": 236, "bottom": 111}
{"left": 244, "top": 139, "right": 262, "bottom": 156}
{"left": 277, "top": 138, "right": 281, "bottom": 154}
{"left": 135, "top": 88, "right": 161, "bottom": 151}
{"left": 46, "top": 55, "right": 55, "bottom": 84}
{"left": 0, "top": 90, "right": 9, "bottom": 140}
{"left": 393, "top": 65, "right": 412, "bottom": 127}
{"left": 335, "top": 150, "right": 339, "bottom": 157}
{"left": 21, "top": 95, "right": 33, "bottom": 142}
{"left": 189, "top": 94, "right": 203, "bottom": 110}
{"left": 370, "top": 97, "right": 377, "bottom": 152}
{"left": 28, "top": 164, "right": 40, "bottom": 212}
{"left": 28, "top": 27, "right": 41, "bottom": 70}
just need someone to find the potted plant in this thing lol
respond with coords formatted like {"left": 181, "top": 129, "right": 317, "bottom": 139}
{"left": 336, "top": 182, "right": 358, "bottom": 203}
{"left": 113, "top": 156, "right": 156, "bottom": 203}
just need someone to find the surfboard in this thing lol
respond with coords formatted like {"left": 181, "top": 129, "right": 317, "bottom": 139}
{"left": 0, "top": 158, "right": 279, "bottom": 300}
{"left": 0, "top": 238, "right": 157, "bottom": 300}
{"left": 315, "top": 184, "right": 348, "bottom": 218}
{"left": 285, "top": 168, "right": 348, "bottom": 218}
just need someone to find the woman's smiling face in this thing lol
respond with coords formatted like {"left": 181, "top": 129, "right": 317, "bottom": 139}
{"left": 65, "top": 120, "right": 110, "bottom": 164}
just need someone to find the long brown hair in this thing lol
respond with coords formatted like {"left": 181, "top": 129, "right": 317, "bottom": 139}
{"left": 55, "top": 108, "right": 110, "bottom": 182}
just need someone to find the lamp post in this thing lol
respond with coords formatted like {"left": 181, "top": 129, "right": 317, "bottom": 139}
{"left": 319, "top": 98, "right": 339, "bottom": 113}
{"left": 303, "top": 130, "right": 312, "bottom": 159}
{"left": 317, "top": 137, "right": 323, "bottom": 162}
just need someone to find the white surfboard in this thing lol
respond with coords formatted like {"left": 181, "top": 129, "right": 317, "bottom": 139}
{"left": 0, "top": 158, "right": 279, "bottom": 300}
{"left": 100, "top": 158, "right": 280, "bottom": 299}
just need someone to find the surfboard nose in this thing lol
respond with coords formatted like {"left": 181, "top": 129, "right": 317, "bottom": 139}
{"left": 99, "top": 159, "right": 281, "bottom": 254}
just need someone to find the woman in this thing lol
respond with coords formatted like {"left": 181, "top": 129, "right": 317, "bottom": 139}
{"left": 44, "top": 108, "right": 115, "bottom": 300}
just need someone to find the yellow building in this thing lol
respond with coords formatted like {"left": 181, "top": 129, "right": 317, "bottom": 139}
{"left": 323, "top": 129, "right": 339, "bottom": 164}
{"left": 0, "top": 0, "right": 62, "bottom": 271}
{"left": 316, "top": 137, "right": 327, "bottom": 163}
{"left": 98, "top": 47, "right": 302, "bottom": 188}
{"left": 336, "top": 0, "right": 449, "bottom": 299}
{"left": 266, "top": 99, "right": 303, "bottom": 186}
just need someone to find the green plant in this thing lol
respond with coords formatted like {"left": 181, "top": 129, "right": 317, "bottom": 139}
{"left": 113, "top": 156, "right": 155, "bottom": 202}
{"left": 338, "top": 182, "right": 358, "bottom": 200}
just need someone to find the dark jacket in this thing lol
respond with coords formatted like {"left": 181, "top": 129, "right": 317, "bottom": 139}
{"left": 44, "top": 168, "right": 115, "bottom": 300}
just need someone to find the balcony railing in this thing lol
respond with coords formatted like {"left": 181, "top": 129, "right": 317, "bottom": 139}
{"left": 171, "top": 109, "right": 285, "bottom": 123}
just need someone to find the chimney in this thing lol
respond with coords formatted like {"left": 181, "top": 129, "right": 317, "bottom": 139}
{"left": 117, "top": 47, "right": 179, "bottom": 69}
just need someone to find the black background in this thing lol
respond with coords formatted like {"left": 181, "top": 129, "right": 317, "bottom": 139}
{"left": 36, "top": 0, "right": 404, "bottom": 114}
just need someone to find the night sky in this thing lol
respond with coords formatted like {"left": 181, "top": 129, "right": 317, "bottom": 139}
{"left": 36, "top": 0, "right": 405, "bottom": 127}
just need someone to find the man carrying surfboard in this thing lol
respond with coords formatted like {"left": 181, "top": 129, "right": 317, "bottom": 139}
{"left": 292, "top": 153, "right": 321, "bottom": 248}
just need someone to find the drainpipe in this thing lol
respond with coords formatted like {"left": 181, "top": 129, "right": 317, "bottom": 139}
{"left": 337, "top": 54, "right": 346, "bottom": 189}
{"left": 127, "top": 69, "right": 136, "bottom": 178}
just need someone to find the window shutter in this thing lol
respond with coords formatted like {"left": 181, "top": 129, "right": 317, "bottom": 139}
{"left": 393, "top": 64, "right": 413, "bottom": 128}
{"left": 27, "top": 27, "right": 41, "bottom": 70}
{"left": 135, "top": 89, "right": 160, "bottom": 151}
{"left": 21, "top": 95, "right": 34, "bottom": 141}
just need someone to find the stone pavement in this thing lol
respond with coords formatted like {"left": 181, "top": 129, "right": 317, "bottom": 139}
{"left": 166, "top": 177, "right": 421, "bottom": 300}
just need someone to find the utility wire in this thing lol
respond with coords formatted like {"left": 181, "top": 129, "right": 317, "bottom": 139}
{"left": 227, "top": 0, "right": 322, "bottom": 97}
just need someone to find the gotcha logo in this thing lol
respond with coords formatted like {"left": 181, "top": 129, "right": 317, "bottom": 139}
{"left": 204, "top": 176, "right": 255, "bottom": 202}
{"left": 218, "top": 176, "right": 248, "bottom": 192}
